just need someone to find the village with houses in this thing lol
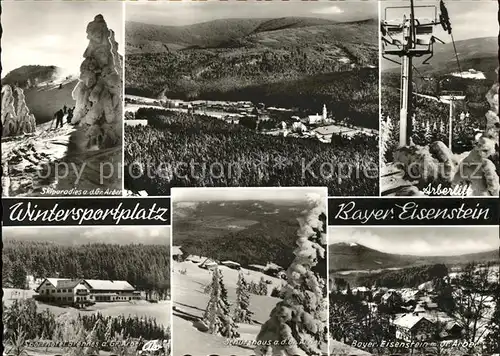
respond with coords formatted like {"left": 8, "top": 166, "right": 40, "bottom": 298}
{"left": 328, "top": 227, "right": 499, "bottom": 356}
{"left": 125, "top": 94, "right": 377, "bottom": 144}
{"left": 173, "top": 246, "right": 287, "bottom": 280}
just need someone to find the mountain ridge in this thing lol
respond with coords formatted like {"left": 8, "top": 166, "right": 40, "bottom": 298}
{"left": 329, "top": 242, "right": 498, "bottom": 272}
{"left": 2, "top": 65, "right": 79, "bottom": 125}
{"left": 126, "top": 16, "right": 378, "bottom": 53}
{"left": 382, "top": 36, "right": 498, "bottom": 75}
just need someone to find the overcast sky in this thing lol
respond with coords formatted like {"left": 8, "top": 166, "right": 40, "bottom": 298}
{"left": 173, "top": 187, "right": 327, "bottom": 202}
{"left": 328, "top": 226, "right": 499, "bottom": 256}
{"left": 127, "top": 1, "right": 377, "bottom": 26}
{"left": 381, "top": 1, "right": 498, "bottom": 42}
{"left": 2, "top": 1, "right": 124, "bottom": 75}
{"left": 3, "top": 226, "right": 170, "bottom": 246}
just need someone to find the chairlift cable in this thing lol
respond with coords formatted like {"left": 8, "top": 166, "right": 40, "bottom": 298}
{"left": 441, "top": 1, "right": 464, "bottom": 81}
{"left": 450, "top": 32, "right": 464, "bottom": 79}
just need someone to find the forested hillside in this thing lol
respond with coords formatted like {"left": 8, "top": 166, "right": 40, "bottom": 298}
{"left": 173, "top": 201, "right": 327, "bottom": 277}
{"left": 125, "top": 17, "right": 378, "bottom": 122}
{"left": 124, "top": 108, "right": 379, "bottom": 196}
{"left": 2, "top": 240, "right": 170, "bottom": 297}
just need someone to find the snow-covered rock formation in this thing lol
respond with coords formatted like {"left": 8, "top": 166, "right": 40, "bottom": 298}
{"left": 71, "top": 14, "right": 122, "bottom": 151}
{"left": 1, "top": 85, "right": 37, "bottom": 137}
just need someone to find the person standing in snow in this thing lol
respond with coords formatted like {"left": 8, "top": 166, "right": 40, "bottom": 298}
{"left": 67, "top": 107, "right": 75, "bottom": 124}
{"left": 54, "top": 109, "right": 65, "bottom": 129}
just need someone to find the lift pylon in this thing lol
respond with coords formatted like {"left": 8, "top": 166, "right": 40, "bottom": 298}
{"left": 381, "top": 0, "right": 442, "bottom": 147}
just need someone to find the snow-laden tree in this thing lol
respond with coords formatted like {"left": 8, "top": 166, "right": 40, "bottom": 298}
{"left": 7, "top": 326, "right": 29, "bottom": 356}
{"left": 255, "top": 193, "right": 327, "bottom": 356}
{"left": 380, "top": 114, "right": 393, "bottom": 165}
{"left": 85, "top": 319, "right": 103, "bottom": 355}
{"left": 258, "top": 276, "right": 269, "bottom": 295}
{"left": 484, "top": 287, "right": 500, "bottom": 353}
{"left": 203, "top": 267, "right": 239, "bottom": 338}
{"left": 425, "top": 120, "right": 432, "bottom": 141}
{"left": 234, "top": 272, "right": 254, "bottom": 324}
{"left": 52, "top": 317, "right": 87, "bottom": 356}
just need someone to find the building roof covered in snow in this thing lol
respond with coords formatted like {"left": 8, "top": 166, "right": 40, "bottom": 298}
{"left": 46, "top": 278, "right": 71, "bottom": 287}
{"left": 414, "top": 304, "right": 426, "bottom": 313}
{"left": 265, "top": 262, "right": 283, "bottom": 271}
{"left": 172, "top": 246, "right": 183, "bottom": 256}
{"left": 83, "top": 280, "right": 135, "bottom": 291}
{"left": 221, "top": 261, "right": 241, "bottom": 267}
{"left": 353, "top": 287, "right": 370, "bottom": 293}
{"left": 186, "top": 254, "right": 203, "bottom": 262}
{"left": 248, "top": 264, "right": 266, "bottom": 271}
{"left": 394, "top": 314, "right": 433, "bottom": 330}
{"left": 37, "top": 278, "right": 83, "bottom": 291}
{"left": 400, "top": 289, "right": 421, "bottom": 301}
{"left": 200, "top": 258, "right": 218, "bottom": 267}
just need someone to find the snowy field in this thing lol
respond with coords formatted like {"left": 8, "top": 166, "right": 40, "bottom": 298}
{"left": 330, "top": 339, "right": 373, "bottom": 355}
{"left": 2, "top": 123, "right": 74, "bottom": 195}
{"left": 125, "top": 102, "right": 237, "bottom": 120}
{"left": 172, "top": 260, "right": 331, "bottom": 356}
{"left": 312, "top": 124, "right": 377, "bottom": 138}
{"left": 3, "top": 288, "right": 170, "bottom": 327}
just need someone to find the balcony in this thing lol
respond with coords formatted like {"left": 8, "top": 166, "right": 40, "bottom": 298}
{"left": 76, "top": 290, "right": 89, "bottom": 295}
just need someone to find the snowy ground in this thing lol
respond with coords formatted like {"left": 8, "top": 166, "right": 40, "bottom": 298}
{"left": 2, "top": 123, "right": 74, "bottom": 196}
{"left": 2, "top": 122, "right": 121, "bottom": 197}
{"left": 3, "top": 288, "right": 170, "bottom": 327}
{"left": 329, "top": 339, "right": 373, "bottom": 355}
{"left": 172, "top": 260, "right": 328, "bottom": 356}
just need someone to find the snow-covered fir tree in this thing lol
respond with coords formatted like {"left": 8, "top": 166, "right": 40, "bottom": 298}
{"left": 203, "top": 267, "right": 239, "bottom": 338}
{"left": 425, "top": 120, "right": 432, "bottom": 141}
{"left": 258, "top": 276, "right": 268, "bottom": 295}
{"left": 380, "top": 114, "right": 393, "bottom": 165}
{"left": 484, "top": 283, "right": 500, "bottom": 353}
{"left": 85, "top": 320, "right": 102, "bottom": 355}
{"left": 255, "top": 193, "right": 327, "bottom": 356}
{"left": 234, "top": 272, "right": 254, "bottom": 324}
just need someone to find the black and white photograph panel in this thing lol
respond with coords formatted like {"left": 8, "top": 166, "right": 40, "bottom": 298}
{"left": 124, "top": 1, "right": 379, "bottom": 197}
{"left": 328, "top": 226, "right": 499, "bottom": 356}
{"left": 380, "top": 0, "right": 499, "bottom": 196}
{"left": 171, "top": 187, "right": 328, "bottom": 355}
{"left": 1, "top": 1, "right": 123, "bottom": 197}
{"left": 2, "top": 226, "right": 171, "bottom": 356}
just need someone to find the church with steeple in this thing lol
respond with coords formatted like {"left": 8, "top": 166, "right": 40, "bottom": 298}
{"left": 306, "top": 104, "right": 328, "bottom": 125}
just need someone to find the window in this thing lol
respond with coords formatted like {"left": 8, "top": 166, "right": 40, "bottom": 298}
{"left": 57, "top": 289, "right": 61, "bottom": 293}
